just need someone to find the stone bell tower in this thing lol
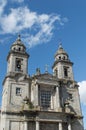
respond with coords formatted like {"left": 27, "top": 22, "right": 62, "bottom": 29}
{"left": 52, "top": 44, "right": 74, "bottom": 80}
{"left": 1, "top": 35, "right": 30, "bottom": 130}
{"left": 52, "top": 44, "right": 84, "bottom": 130}
{"left": 7, "top": 35, "right": 29, "bottom": 75}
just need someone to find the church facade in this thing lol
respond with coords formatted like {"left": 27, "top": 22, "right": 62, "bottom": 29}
{"left": 0, "top": 36, "right": 84, "bottom": 130}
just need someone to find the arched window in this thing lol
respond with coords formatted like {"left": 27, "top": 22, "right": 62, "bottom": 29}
{"left": 59, "top": 56, "right": 61, "bottom": 60}
{"left": 64, "top": 67, "right": 68, "bottom": 77}
{"left": 63, "top": 56, "right": 65, "bottom": 60}
{"left": 15, "top": 58, "right": 21, "bottom": 71}
{"left": 18, "top": 47, "right": 21, "bottom": 51}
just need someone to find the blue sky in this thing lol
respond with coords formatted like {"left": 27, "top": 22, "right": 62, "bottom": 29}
{"left": 0, "top": 0, "right": 86, "bottom": 129}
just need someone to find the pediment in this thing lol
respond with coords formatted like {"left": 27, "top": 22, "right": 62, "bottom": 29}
{"left": 32, "top": 73, "right": 58, "bottom": 85}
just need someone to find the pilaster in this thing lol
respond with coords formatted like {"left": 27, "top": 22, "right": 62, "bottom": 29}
{"left": 56, "top": 86, "right": 61, "bottom": 108}
{"left": 24, "top": 121, "right": 28, "bottom": 130}
{"left": 35, "top": 84, "right": 39, "bottom": 107}
{"left": 36, "top": 121, "right": 39, "bottom": 130}
{"left": 59, "top": 122, "right": 63, "bottom": 130}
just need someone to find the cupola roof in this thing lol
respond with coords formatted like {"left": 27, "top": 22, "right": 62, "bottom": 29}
{"left": 11, "top": 34, "right": 26, "bottom": 49}
{"left": 55, "top": 43, "right": 68, "bottom": 57}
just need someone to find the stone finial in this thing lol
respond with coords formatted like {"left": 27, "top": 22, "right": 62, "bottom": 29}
{"left": 23, "top": 96, "right": 34, "bottom": 111}
{"left": 17, "top": 34, "right": 21, "bottom": 41}
{"left": 23, "top": 96, "right": 29, "bottom": 104}
{"left": 64, "top": 100, "right": 71, "bottom": 113}
{"left": 45, "top": 64, "right": 49, "bottom": 73}
{"left": 64, "top": 100, "right": 69, "bottom": 107}
{"left": 36, "top": 68, "right": 41, "bottom": 75}
{"left": 58, "top": 42, "right": 63, "bottom": 49}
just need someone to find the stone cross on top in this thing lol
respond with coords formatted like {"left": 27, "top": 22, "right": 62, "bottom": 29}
{"left": 45, "top": 64, "right": 49, "bottom": 73}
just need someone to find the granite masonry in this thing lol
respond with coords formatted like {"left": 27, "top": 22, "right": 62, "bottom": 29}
{"left": 0, "top": 35, "right": 84, "bottom": 130}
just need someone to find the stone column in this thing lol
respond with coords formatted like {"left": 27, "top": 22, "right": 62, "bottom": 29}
{"left": 55, "top": 86, "right": 61, "bottom": 111}
{"left": 68, "top": 123, "right": 72, "bottom": 130}
{"left": 24, "top": 121, "right": 28, "bottom": 130}
{"left": 59, "top": 122, "right": 62, "bottom": 130}
{"left": 56, "top": 86, "right": 61, "bottom": 108}
{"left": 36, "top": 121, "right": 39, "bottom": 130}
{"left": 35, "top": 84, "right": 39, "bottom": 107}
{"left": 9, "top": 55, "right": 13, "bottom": 72}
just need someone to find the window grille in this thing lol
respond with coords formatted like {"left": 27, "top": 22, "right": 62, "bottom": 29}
{"left": 41, "top": 90, "right": 51, "bottom": 108}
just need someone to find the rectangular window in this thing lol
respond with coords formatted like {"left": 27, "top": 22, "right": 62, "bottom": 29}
{"left": 41, "top": 90, "right": 51, "bottom": 108}
{"left": 16, "top": 87, "right": 21, "bottom": 96}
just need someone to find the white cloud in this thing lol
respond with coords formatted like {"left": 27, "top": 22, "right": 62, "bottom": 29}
{"left": 0, "top": 7, "right": 37, "bottom": 33}
{"left": 78, "top": 81, "right": 86, "bottom": 105}
{"left": 0, "top": 4, "right": 68, "bottom": 47}
{"left": 0, "top": 0, "right": 7, "bottom": 15}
